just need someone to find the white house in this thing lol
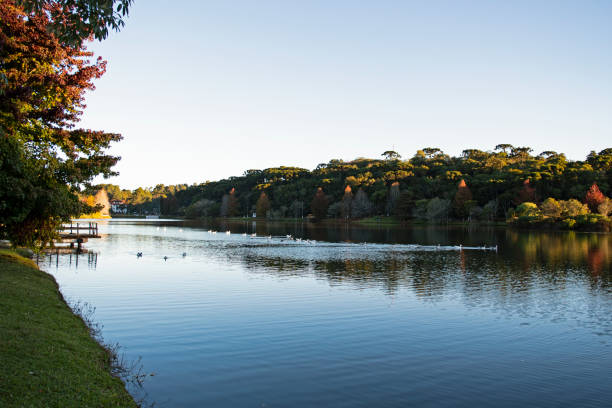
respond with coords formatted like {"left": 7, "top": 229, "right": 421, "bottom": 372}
{"left": 110, "top": 199, "right": 127, "bottom": 214}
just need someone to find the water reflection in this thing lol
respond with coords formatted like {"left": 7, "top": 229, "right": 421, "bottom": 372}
{"left": 59, "top": 220, "right": 612, "bottom": 293}
{"left": 41, "top": 250, "right": 98, "bottom": 269}
{"left": 46, "top": 220, "right": 612, "bottom": 407}
{"left": 505, "top": 230, "right": 612, "bottom": 276}
{"left": 57, "top": 221, "right": 612, "bottom": 327}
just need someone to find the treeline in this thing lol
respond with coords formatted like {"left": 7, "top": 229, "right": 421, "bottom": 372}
{"left": 508, "top": 184, "right": 612, "bottom": 231}
{"left": 94, "top": 184, "right": 189, "bottom": 215}
{"left": 99, "top": 145, "right": 612, "bottom": 225}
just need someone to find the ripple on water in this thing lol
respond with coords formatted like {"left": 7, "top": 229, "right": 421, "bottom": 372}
{"left": 45, "top": 220, "right": 612, "bottom": 407}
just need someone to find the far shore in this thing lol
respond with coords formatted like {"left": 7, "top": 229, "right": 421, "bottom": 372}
{"left": 89, "top": 215, "right": 612, "bottom": 233}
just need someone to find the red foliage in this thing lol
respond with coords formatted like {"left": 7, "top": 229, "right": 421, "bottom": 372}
{"left": 453, "top": 179, "right": 473, "bottom": 218}
{"left": 256, "top": 192, "right": 270, "bottom": 217}
{"left": 514, "top": 179, "right": 536, "bottom": 204}
{"left": 311, "top": 187, "right": 328, "bottom": 220}
{"left": 228, "top": 188, "right": 239, "bottom": 216}
{"left": 0, "top": 1, "right": 121, "bottom": 176}
{"left": 341, "top": 185, "right": 353, "bottom": 218}
{"left": 585, "top": 183, "right": 605, "bottom": 212}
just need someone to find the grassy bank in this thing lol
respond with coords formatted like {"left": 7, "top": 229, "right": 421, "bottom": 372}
{"left": 0, "top": 250, "right": 137, "bottom": 407}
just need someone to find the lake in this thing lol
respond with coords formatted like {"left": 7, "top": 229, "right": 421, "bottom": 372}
{"left": 44, "top": 219, "right": 612, "bottom": 407}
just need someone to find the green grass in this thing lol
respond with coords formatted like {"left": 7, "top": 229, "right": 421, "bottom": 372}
{"left": 353, "top": 216, "right": 402, "bottom": 225}
{"left": 0, "top": 250, "right": 137, "bottom": 407}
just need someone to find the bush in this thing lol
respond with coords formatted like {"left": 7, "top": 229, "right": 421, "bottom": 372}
{"left": 576, "top": 213, "right": 604, "bottom": 226}
{"left": 598, "top": 198, "right": 612, "bottom": 216}
{"left": 560, "top": 218, "right": 576, "bottom": 229}
{"left": 517, "top": 215, "right": 541, "bottom": 224}
{"left": 541, "top": 198, "right": 562, "bottom": 218}
{"left": 514, "top": 202, "right": 541, "bottom": 218}
{"left": 560, "top": 199, "right": 588, "bottom": 217}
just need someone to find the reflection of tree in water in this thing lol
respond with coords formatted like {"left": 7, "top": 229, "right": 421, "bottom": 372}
{"left": 82, "top": 222, "right": 612, "bottom": 339}
{"left": 233, "top": 240, "right": 611, "bottom": 337}
{"left": 242, "top": 251, "right": 464, "bottom": 298}
{"left": 505, "top": 230, "right": 611, "bottom": 276}
{"left": 239, "top": 244, "right": 609, "bottom": 293}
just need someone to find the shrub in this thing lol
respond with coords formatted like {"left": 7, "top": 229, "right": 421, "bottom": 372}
{"left": 560, "top": 218, "right": 576, "bottom": 229}
{"left": 560, "top": 199, "right": 589, "bottom": 217}
{"left": 598, "top": 198, "right": 612, "bottom": 216}
{"left": 576, "top": 213, "right": 604, "bottom": 226}
{"left": 541, "top": 198, "right": 562, "bottom": 218}
{"left": 514, "top": 202, "right": 541, "bottom": 218}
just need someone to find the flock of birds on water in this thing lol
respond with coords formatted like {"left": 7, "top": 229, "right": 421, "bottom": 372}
{"left": 135, "top": 228, "right": 498, "bottom": 261}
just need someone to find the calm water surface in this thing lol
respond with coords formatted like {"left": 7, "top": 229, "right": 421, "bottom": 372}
{"left": 45, "top": 220, "right": 612, "bottom": 407}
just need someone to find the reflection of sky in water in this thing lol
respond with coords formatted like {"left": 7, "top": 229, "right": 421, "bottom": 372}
{"left": 44, "top": 220, "right": 612, "bottom": 408}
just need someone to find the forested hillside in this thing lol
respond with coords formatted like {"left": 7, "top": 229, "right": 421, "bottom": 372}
{"left": 100, "top": 145, "right": 612, "bottom": 227}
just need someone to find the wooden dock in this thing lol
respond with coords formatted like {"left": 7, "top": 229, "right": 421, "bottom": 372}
{"left": 57, "top": 222, "right": 101, "bottom": 250}
{"left": 59, "top": 222, "right": 101, "bottom": 239}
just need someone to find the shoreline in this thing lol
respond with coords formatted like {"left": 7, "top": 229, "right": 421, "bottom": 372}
{"left": 0, "top": 250, "right": 138, "bottom": 407}
{"left": 180, "top": 215, "right": 611, "bottom": 233}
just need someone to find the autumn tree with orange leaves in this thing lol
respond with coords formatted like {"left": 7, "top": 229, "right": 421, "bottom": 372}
{"left": 453, "top": 179, "right": 474, "bottom": 219}
{"left": 0, "top": 1, "right": 124, "bottom": 247}
{"left": 341, "top": 185, "right": 353, "bottom": 219}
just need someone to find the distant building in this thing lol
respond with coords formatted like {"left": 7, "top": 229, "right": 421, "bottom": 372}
{"left": 110, "top": 199, "right": 128, "bottom": 214}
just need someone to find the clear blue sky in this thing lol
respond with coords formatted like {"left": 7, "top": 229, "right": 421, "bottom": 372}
{"left": 80, "top": 0, "right": 612, "bottom": 189}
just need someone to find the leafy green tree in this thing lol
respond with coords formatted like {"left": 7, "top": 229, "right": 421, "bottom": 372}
{"left": 1, "top": 2, "right": 121, "bottom": 247}
{"left": 560, "top": 199, "right": 589, "bottom": 217}
{"left": 597, "top": 198, "right": 612, "bottom": 216}
{"left": 351, "top": 188, "right": 373, "bottom": 218}
{"left": 131, "top": 188, "right": 153, "bottom": 205}
{"left": 382, "top": 150, "right": 401, "bottom": 160}
{"left": 140, "top": 144, "right": 612, "bottom": 225}
{"left": 185, "top": 199, "right": 215, "bottom": 218}
{"left": 540, "top": 198, "right": 562, "bottom": 218}
{"left": 514, "top": 202, "right": 540, "bottom": 218}
{"left": 394, "top": 191, "right": 414, "bottom": 219}
{"left": 469, "top": 205, "right": 483, "bottom": 220}
{"left": 290, "top": 200, "right": 304, "bottom": 218}
{"left": 482, "top": 200, "right": 498, "bottom": 221}
{"left": 16, "top": 0, "right": 132, "bottom": 45}
{"left": 426, "top": 198, "right": 450, "bottom": 221}
{"left": 327, "top": 202, "right": 342, "bottom": 218}
{"left": 494, "top": 144, "right": 514, "bottom": 154}
{"left": 413, "top": 199, "right": 429, "bottom": 219}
